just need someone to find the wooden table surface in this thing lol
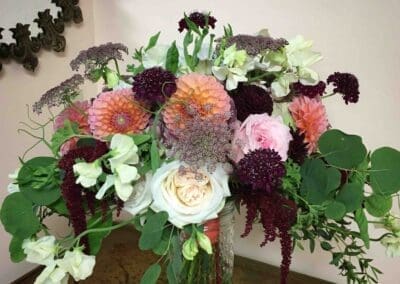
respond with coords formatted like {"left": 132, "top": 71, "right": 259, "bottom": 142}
{"left": 15, "top": 225, "right": 331, "bottom": 284}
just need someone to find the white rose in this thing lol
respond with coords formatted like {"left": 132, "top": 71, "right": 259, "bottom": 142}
{"left": 73, "top": 161, "right": 102, "bottom": 188}
{"left": 56, "top": 249, "right": 96, "bottom": 281}
{"left": 123, "top": 173, "right": 153, "bottom": 215}
{"left": 34, "top": 264, "right": 69, "bottom": 284}
{"left": 22, "top": 236, "right": 57, "bottom": 266}
{"left": 150, "top": 161, "right": 231, "bottom": 228}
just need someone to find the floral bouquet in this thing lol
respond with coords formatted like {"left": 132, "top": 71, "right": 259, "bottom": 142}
{"left": 2, "top": 11, "right": 400, "bottom": 284}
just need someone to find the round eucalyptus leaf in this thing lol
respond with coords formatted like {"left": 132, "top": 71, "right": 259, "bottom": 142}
{"left": 325, "top": 201, "right": 346, "bottom": 221}
{"left": 365, "top": 194, "right": 393, "bottom": 217}
{"left": 370, "top": 147, "right": 400, "bottom": 195}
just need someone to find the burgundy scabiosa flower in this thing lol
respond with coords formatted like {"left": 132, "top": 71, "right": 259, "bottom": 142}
{"left": 178, "top": 12, "right": 217, "bottom": 32}
{"left": 291, "top": 81, "right": 326, "bottom": 99}
{"left": 327, "top": 72, "right": 360, "bottom": 104}
{"left": 132, "top": 67, "right": 177, "bottom": 107}
{"left": 236, "top": 148, "right": 286, "bottom": 192}
{"left": 229, "top": 84, "right": 273, "bottom": 121}
{"left": 239, "top": 190, "right": 297, "bottom": 284}
{"left": 287, "top": 129, "right": 308, "bottom": 165}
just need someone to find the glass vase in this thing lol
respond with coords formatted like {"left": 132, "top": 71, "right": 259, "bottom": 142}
{"left": 180, "top": 200, "right": 235, "bottom": 284}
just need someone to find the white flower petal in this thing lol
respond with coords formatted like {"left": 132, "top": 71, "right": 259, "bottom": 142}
{"left": 73, "top": 161, "right": 102, "bottom": 188}
{"left": 34, "top": 264, "right": 69, "bottom": 284}
{"left": 115, "top": 164, "right": 139, "bottom": 184}
{"left": 56, "top": 249, "right": 95, "bottom": 281}
{"left": 95, "top": 175, "right": 115, "bottom": 200}
{"left": 22, "top": 236, "right": 56, "bottom": 266}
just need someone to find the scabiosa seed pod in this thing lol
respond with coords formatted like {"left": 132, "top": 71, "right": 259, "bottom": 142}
{"left": 236, "top": 148, "right": 286, "bottom": 192}
{"left": 229, "top": 84, "right": 273, "bottom": 121}
{"left": 132, "top": 67, "right": 177, "bottom": 108}
{"left": 178, "top": 12, "right": 217, "bottom": 32}
{"left": 327, "top": 72, "right": 360, "bottom": 104}
{"left": 291, "top": 81, "right": 326, "bottom": 99}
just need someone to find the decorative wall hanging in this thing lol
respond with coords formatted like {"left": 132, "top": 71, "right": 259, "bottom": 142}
{"left": 0, "top": 0, "right": 83, "bottom": 73}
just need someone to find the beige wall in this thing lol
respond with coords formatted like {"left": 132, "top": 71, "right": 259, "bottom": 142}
{"left": 0, "top": 1, "right": 95, "bottom": 282}
{"left": 1, "top": 0, "right": 399, "bottom": 283}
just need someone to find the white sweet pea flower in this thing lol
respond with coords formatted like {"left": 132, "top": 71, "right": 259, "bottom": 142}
{"left": 123, "top": 173, "right": 153, "bottom": 215}
{"left": 381, "top": 235, "right": 400, "bottom": 257}
{"left": 114, "top": 164, "right": 140, "bottom": 201}
{"left": 34, "top": 264, "right": 69, "bottom": 284}
{"left": 7, "top": 168, "right": 20, "bottom": 194}
{"left": 56, "top": 249, "right": 96, "bottom": 281}
{"left": 109, "top": 134, "right": 139, "bottom": 171}
{"left": 73, "top": 161, "right": 102, "bottom": 188}
{"left": 22, "top": 236, "right": 57, "bottom": 266}
{"left": 271, "top": 72, "right": 298, "bottom": 98}
{"left": 286, "top": 35, "right": 322, "bottom": 85}
{"left": 150, "top": 161, "right": 231, "bottom": 228}
{"left": 212, "top": 44, "right": 254, "bottom": 90}
{"left": 142, "top": 45, "right": 169, "bottom": 69}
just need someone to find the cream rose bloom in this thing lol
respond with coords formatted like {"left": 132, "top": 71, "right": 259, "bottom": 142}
{"left": 123, "top": 173, "right": 153, "bottom": 216}
{"left": 150, "top": 161, "right": 231, "bottom": 228}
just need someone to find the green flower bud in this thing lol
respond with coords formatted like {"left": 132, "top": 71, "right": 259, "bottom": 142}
{"left": 182, "top": 237, "right": 199, "bottom": 261}
{"left": 196, "top": 231, "right": 212, "bottom": 254}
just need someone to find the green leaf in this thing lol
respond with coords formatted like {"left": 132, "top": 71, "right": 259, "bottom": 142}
{"left": 0, "top": 192, "right": 40, "bottom": 239}
{"left": 365, "top": 194, "right": 392, "bottom": 217}
{"left": 89, "top": 69, "right": 103, "bottom": 82}
{"left": 320, "top": 241, "right": 333, "bottom": 251}
{"left": 370, "top": 147, "right": 400, "bottom": 195}
{"left": 48, "top": 198, "right": 69, "bottom": 216}
{"left": 145, "top": 32, "right": 161, "bottom": 52}
{"left": 167, "top": 262, "right": 179, "bottom": 284}
{"left": 318, "top": 129, "right": 367, "bottom": 169}
{"left": 169, "top": 234, "right": 183, "bottom": 282}
{"left": 87, "top": 212, "right": 113, "bottom": 255}
{"left": 355, "top": 209, "right": 370, "bottom": 249}
{"left": 184, "top": 14, "right": 201, "bottom": 34}
{"left": 139, "top": 211, "right": 169, "bottom": 250}
{"left": 131, "top": 134, "right": 151, "bottom": 146}
{"left": 150, "top": 140, "right": 161, "bottom": 172}
{"left": 336, "top": 182, "right": 364, "bottom": 213}
{"left": 152, "top": 227, "right": 172, "bottom": 255}
{"left": 300, "top": 159, "right": 340, "bottom": 204}
{"left": 140, "top": 263, "right": 161, "bottom": 284}
{"left": 51, "top": 120, "right": 80, "bottom": 155}
{"left": 325, "top": 201, "right": 346, "bottom": 221}
{"left": 18, "top": 157, "right": 61, "bottom": 206}
{"left": 9, "top": 236, "right": 26, "bottom": 263}
{"left": 166, "top": 41, "right": 179, "bottom": 74}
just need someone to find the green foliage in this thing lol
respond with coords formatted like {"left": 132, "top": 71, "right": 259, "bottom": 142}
{"left": 87, "top": 212, "right": 113, "bottom": 255}
{"left": 166, "top": 41, "right": 179, "bottom": 74}
{"left": 335, "top": 183, "right": 364, "bottom": 213}
{"left": 140, "top": 263, "right": 161, "bottom": 284}
{"left": 167, "top": 234, "right": 183, "bottom": 284}
{"left": 51, "top": 120, "right": 80, "bottom": 155}
{"left": 300, "top": 159, "right": 340, "bottom": 204}
{"left": 18, "top": 157, "right": 61, "bottom": 206}
{"left": 139, "top": 211, "right": 169, "bottom": 250}
{"left": 131, "top": 134, "right": 151, "bottom": 146}
{"left": 150, "top": 140, "right": 161, "bottom": 172}
{"left": 0, "top": 192, "right": 40, "bottom": 239}
{"left": 355, "top": 209, "right": 370, "bottom": 249}
{"left": 370, "top": 147, "right": 400, "bottom": 195}
{"left": 282, "top": 160, "right": 301, "bottom": 192}
{"left": 318, "top": 129, "right": 367, "bottom": 169}
{"left": 48, "top": 197, "right": 69, "bottom": 216}
{"left": 9, "top": 236, "right": 26, "bottom": 263}
{"left": 105, "top": 69, "right": 119, "bottom": 88}
{"left": 152, "top": 226, "right": 172, "bottom": 256}
{"left": 365, "top": 194, "right": 392, "bottom": 217}
{"left": 325, "top": 201, "right": 346, "bottom": 221}
{"left": 145, "top": 31, "right": 161, "bottom": 52}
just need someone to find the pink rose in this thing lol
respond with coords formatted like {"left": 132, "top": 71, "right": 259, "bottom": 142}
{"left": 231, "top": 114, "right": 292, "bottom": 163}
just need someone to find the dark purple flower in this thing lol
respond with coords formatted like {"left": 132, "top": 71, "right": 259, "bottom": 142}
{"left": 226, "top": 34, "right": 288, "bottom": 56}
{"left": 288, "top": 129, "right": 308, "bottom": 165}
{"left": 33, "top": 74, "right": 84, "bottom": 114}
{"left": 229, "top": 84, "right": 273, "bottom": 121}
{"left": 291, "top": 81, "right": 326, "bottom": 99}
{"left": 327, "top": 72, "right": 360, "bottom": 104}
{"left": 178, "top": 12, "right": 217, "bottom": 32}
{"left": 132, "top": 67, "right": 176, "bottom": 107}
{"left": 239, "top": 191, "right": 297, "bottom": 284}
{"left": 236, "top": 148, "right": 286, "bottom": 192}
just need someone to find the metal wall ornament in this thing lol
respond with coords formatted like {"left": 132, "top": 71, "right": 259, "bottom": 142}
{"left": 0, "top": 0, "right": 83, "bottom": 73}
